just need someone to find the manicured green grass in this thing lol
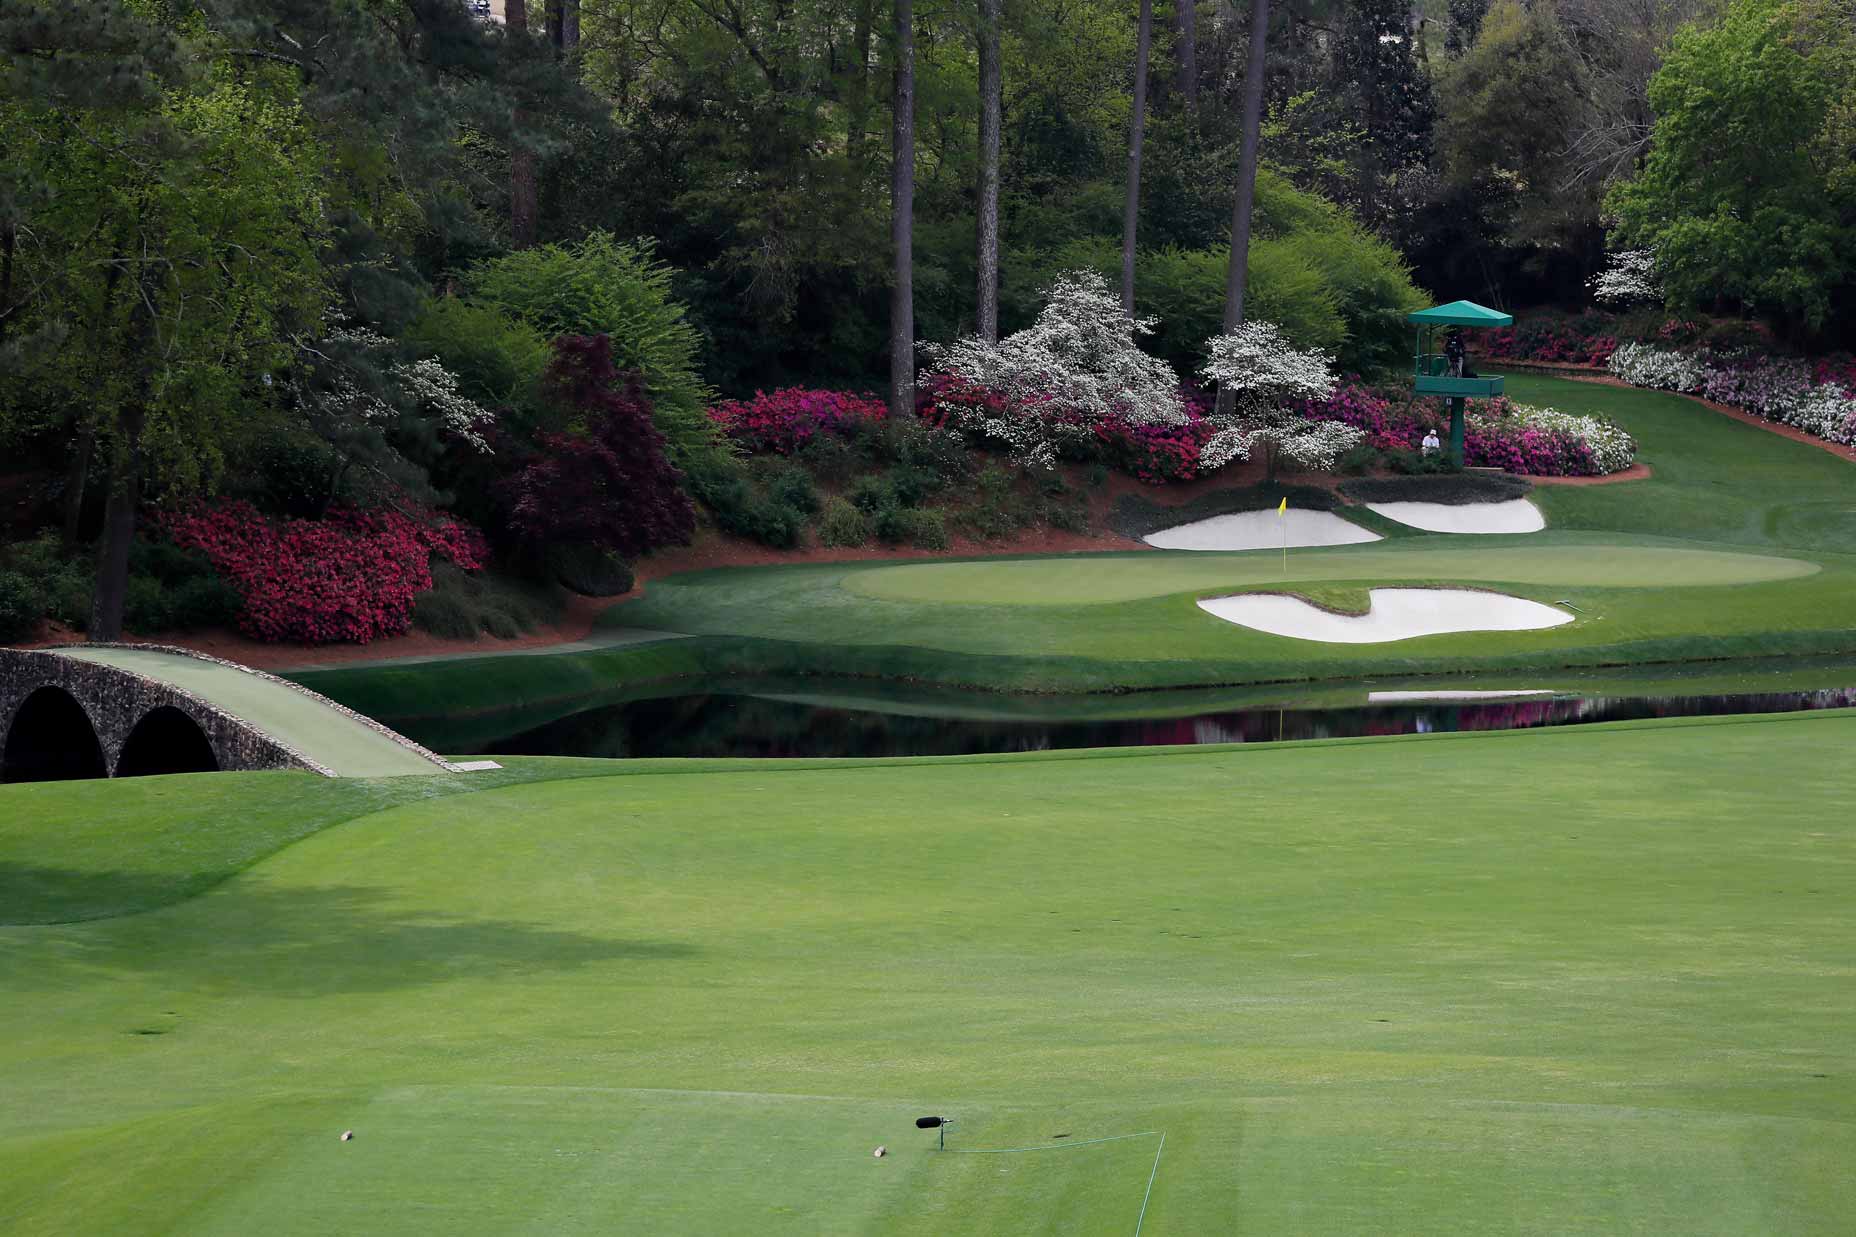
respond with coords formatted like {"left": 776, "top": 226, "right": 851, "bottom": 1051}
{"left": 4, "top": 714, "right": 1855, "bottom": 1232}
{"left": 1503, "top": 375, "right": 1856, "bottom": 554}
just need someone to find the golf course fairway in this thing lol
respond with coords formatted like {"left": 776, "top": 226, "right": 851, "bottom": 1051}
{"left": 4, "top": 712, "right": 1854, "bottom": 1233}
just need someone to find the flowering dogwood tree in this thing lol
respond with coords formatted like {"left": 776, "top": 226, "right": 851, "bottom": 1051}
{"left": 1197, "top": 321, "right": 1361, "bottom": 475}
{"left": 920, "top": 270, "right": 1186, "bottom": 468}
{"left": 1588, "top": 249, "right": 1662, "bottom": 306}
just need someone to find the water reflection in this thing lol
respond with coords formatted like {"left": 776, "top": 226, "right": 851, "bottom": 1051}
{"left": 452, "top": 685, "right": 1856, "bottom": 761}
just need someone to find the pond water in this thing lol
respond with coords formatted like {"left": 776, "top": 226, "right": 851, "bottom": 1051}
{"left": 391, "top": 657, "right": 1856, "bottom": 761}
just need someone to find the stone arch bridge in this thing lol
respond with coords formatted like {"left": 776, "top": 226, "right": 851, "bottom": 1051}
{"left": 0, "top": 645, "right": 455, "bottom": 783}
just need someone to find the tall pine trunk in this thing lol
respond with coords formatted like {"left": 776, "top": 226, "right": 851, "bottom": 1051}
{"left": 508, "top": 0, "right": 538, "bottom": 249}
{"left": 1174, "top": 0, "right": 1197, "bottom": 109}
{"left": 89, "top": 406, "right": 143, "bottom": 642}
{"left": 848, "top": 0, "right": 876, "bottom": 167}
{"left": 975, "top": 0, "right": 1002, "bottom": 341}
{"left": 1216, "top": 0, "right": 1269, "bottom": 417}
{"left": 61, "top": 425, "right": 92, "bottom": 549}
{"left": 889, "top": 0, "right": 915, "bottom": 416}
{"left": 547, "top": 0, "right": 580, "bottom": 60}
{"left": 1121, "top": 0, "right": 1153, "bottom": 313}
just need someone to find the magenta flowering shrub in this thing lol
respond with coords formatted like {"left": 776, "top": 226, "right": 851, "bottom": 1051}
{"left": 1095, "top": 417, "right": 1217, "bottom": 484}
{"left": 1482, "top": 310, "right": 1620, "bottom": 367}
{"left": 164, "top": 501, "right": 488, "bottom": 644}
{"left": 1300, "top": 384, "right": 1634, "bottom": 476}
{"left": 709, "top": 387, "right": 887, "bottom": 455}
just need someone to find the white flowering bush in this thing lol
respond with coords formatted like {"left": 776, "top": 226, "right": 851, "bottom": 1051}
{"left": 920, "top": 270, "right": 1186, "bottom": 469}
{"left": 1197, "top": 321, "right": 1361, "bottom": 474}
{"left": 390, "top": 358, "right": 495, "bottom": 454}
{"left": 304, "top": 318, "right": 497, "bottom": 455}
{"left": 1588, "top": 249, "right": 1662, "bottom": 306}
{"left": 1776, "top": 386, "right": 1856, "bottom": 446}
{"left": 1608, "top": 338, "right": 1856, "bottom": 449}
{"left": 1607, "top": 342, "right": 1707, "bottom": 392}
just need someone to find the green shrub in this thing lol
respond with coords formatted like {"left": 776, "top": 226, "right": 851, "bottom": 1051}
{"left": 875, "top": 418, "right": 972, "bottom": 485}
{"left": 240, "top": 432, "right": 343, "bottom": 518}
{"left": 1383, "top": 448, "right": 1460, "bottom": 476}
{"left": 764, "top": 465, "right": 822, "bottom": 516}
{"left": 467, "top": 232, "right": 728, "bottom": 473}
{"left": 1337, "top": 443, "right": 1379, "bottom": 475}
{"left": 412, "top": 562, "right": 560, "bottom": 640}
{"left": 1340, "top": 473, "right": 1532, "bottom": 505}
{"left": 1107, "top": 483, "right": 1337, "bottom": 539}
{"left": 1084, "top": 463, "right": 1110, "bottom": 489}
{"left": 876, "top": 506, "right": 950, "bottom": 549}
{"left": 411, "top": 586, "right": 478, "bottom": 639}
{"left": 847, "top": 474, "right": 899, "bottom": 515}
{"left": 688, "top": 457, "right": 810, "bottom": 549}
{"left": 817, "top": 496, "right": 873, "bottom": 547}
{"left": 1043, "top": 500, "right": 1090, "bottom": 533}
{"left": 0, "top": 570, "right": 41, "bottom": 641}
{"left": 403, "top": 298, "right": 552, "bottom": 414}
{"left": 3, "top": 534, "right": 90, "bottom": 628}
{"left": 547, "top": 544, "right": 635, "bottom": 597}
{"left": 165, "top": 576, "right": 242, "bottom": 630}
{"left": 122, "top": 576, "right": 171, "bottom": 634}
{"left": 885, "top": 463, "right": 943, "bottom": 507}
{"left": 958, "top": 463, "right": 1033, "bottom": 541}
{"left": 796, "top": 432, "right": 859, "bottom": 484}
{"left": 128, "top": 537, "right": 217, "bottom": 587}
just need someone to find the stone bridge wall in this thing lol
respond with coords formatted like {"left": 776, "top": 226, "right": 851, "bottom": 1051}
{"left": 0, "top": 648, "right": 330, "bottom": 778}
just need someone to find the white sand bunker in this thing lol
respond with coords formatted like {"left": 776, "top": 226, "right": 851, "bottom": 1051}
{"left": 1143, "top": 509, "right": 1381, "bottom": 551}
{"left": 1198, "top": 588, "right": 1573, "bottom": 644}
{"left": 1365, "top": 498, "right": 1545, "bottom": 534}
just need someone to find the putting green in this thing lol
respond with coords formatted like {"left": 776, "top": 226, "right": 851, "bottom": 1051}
{"left": 3, "top": 714, "right": 1855, "bottom": 1232}
{"left": 846, "top": 543, "right": 1817, "bottom": 606}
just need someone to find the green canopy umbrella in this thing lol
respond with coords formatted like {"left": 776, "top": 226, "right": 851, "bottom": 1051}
{"left": 1408, "top": 300, "right": 1514, "bottom": 328}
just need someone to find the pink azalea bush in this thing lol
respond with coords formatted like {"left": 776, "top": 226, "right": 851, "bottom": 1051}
{"left": 1301, "top": 384, "right": 1636, "bottom": 476}
{"left": 709, "top": 387, "right": 888, "bottom": 455}
{"left": 164, "top": 501, "right": 488, "bottom": 644}
{"left": 1481, "top": 310, "right": 1620, "bottom": 367}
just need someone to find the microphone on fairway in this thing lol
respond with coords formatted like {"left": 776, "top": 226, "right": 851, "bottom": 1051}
{"left": 916, "top": 1115, "right": 954, "bottom": 1148}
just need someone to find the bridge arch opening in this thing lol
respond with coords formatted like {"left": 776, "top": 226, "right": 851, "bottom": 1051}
{"left": 2, "top": 686, "right": 108, "bottom": 783}
{"left": 116, "top": 706, "right": 219, "bottom": 778}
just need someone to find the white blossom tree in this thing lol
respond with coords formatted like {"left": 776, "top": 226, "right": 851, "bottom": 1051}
{"left": 1197, "top": 321, "right": 1361, "bottom": 476}
{"left": 1588, "top": 249, "right": 1662, "bottom": 306}
{"left": 922, "top": 270, "right": 1186, "bottom": 468}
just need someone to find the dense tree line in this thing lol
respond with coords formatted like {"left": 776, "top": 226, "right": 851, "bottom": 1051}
{"left": 2, "top": 0, "right": 1852, "bottom": 637}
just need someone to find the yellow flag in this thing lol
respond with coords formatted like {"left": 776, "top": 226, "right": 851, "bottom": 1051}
{"left": 1277, "top": 497, "right": 1287, "bottom": 516}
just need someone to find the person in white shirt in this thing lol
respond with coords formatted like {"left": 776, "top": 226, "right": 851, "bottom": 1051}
{"left": 1421, "top": 429, "right": 1442, "bottom": 457}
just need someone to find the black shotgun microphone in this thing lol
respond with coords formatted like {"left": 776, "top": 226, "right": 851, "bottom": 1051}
{"left": 915, "top": 1116, "right": 947, "bottom": 1129}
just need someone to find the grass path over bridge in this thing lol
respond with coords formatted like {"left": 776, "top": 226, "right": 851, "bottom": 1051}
{"left": 54, "top": 647, "right": 443, "bottom": 777}
{"left": 2, "top": 712, "right": 1853, "bottom": 1232}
